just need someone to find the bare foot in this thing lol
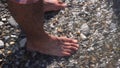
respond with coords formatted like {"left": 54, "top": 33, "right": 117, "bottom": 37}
{"left": 27, "top": 34, "right": 79, "bottom": 56}
{"left": 44, "top": 0, "right": 67, "bottom": 12}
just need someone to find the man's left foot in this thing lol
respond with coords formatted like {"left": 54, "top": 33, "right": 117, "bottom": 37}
{"left": 44, "top": 0, "right": 67, "bottom": 12}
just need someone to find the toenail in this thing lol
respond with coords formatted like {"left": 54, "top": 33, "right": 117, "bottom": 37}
{"left": 76, "top": 48, "right": 78, "bottom": 50}
{"left": 76, "top": 44, "right": 79, "bottom": 47}
{"left": 58, "top": 0, "right": 63, "bottom": 3}
{"left": 73, "top": 40, "right": 78, "bottom": 43}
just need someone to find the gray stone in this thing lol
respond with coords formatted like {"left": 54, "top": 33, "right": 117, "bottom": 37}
{"left": 4, "top": 36, "right": 10, "bottom": 40}
{"left": 87, "top": 47, "right": 94, "bottom": 51}
{"left": 0, "top": 40, "right": 4, "bottom": 49}
{"left": 91, "top": 0, "right": 98, "bottom": 3}
{"left": 19, "top": 38, "right": 27, "bottom": 48}
{"left": 80, "top": 23, "right": 90, "bottom": 35}
{"left": 110, "top": 23, "right": 117, "bottom": 32}
{"left": 7, "top": 16, "right": 18, "bottom": 27}
{"left": 80, "top": 33, "right": 87, "bottom": 40}
{"left": 0, "top": 21, "right": 4, "bottom": 26}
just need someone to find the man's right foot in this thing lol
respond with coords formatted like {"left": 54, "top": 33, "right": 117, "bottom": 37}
{"left": 27, "top": 34, "right": 79, "bottom": 56}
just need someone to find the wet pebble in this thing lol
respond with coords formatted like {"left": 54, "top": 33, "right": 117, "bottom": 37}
{"left": 80, "top": 33, "right": 87, "bottom": 40}
{"left": 80, "top": 23, "right": 90, "bottom": 36}
{"left": 87, "top": 47, "right": 94, "bottom": 51}
{"left": 4, "top": 36, "right": 10, "bottom": 41}
{"left": 0, "top": 40, "right": 4, "bottom": 49}
{"left": 0, "top": 21, "right": 4, "bottom": 26}
{"left": 1, "top": 18, "right": 7, "bottom": 21}
{"left": 10, "top": 35, "right": 17, "bottom": 38}
{"left": 19, "top": 38, "right": 27, "bottom": 48}
{"left": 7, "top": 16, "right": 18, "bottom": 27}
{"left": 9, "top": 41, "right": 15, "bottom": 45}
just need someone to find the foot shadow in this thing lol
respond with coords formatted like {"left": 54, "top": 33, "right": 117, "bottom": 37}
{"left": 44, "top": 11, "right": 60, "bottom": 20}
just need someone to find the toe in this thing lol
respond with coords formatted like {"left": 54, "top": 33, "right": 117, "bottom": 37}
{"left": 57, "top": 0, "right": 67, "bottom": 7}
{"left": 58, "top": 3, "right": 67, "bottom": 7}
{"left": 63, "top": 42, "right": 79, "bottom": 47}
{"left": 59, "top": 37, "right": 78, "bottom": 43}
{"left": 61, "top": 51, "right": 71, "bottom": 56}
{"left": 65, "top": 46, "right": 79, "bottom": 51}
{"left": 63, "top": 43, "right": 79, "bottom": 51}
{"left": 71, "top": 43, "right": 79, "bottom": 48}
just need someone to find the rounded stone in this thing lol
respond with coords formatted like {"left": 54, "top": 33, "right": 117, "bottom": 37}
{"left": 0, "top": 40, "right": 4, "bottom": 49}
{"left": 80, "top": 23, "right": 90, "bottom": 35}
{"left": 19, "top": 38, "right": 27, "bottom": 48}
{"left": 0, "top": 21, "right": 4, "bottom": 26}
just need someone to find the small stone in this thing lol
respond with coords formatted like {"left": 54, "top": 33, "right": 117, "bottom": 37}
{"left": 2, "top": 18, "right": 7, "bottom": 21}
{"left": 9, "top": 41, "right": 15, "bottom": 45}
{"left": 90, "top": 64, "right": 95, "bottom": 68}
{"left": 0, "top": 50, "right": 2, "bottom": 54}
{"left": 91, "top": 56, "right": 96, "bottom": 63}
{"left": 66, "top": 63, "right": 74, "bottom": 68}
{"left": 0, "top": 40, "right": 4, "bottom": 49}
{"left": 87, "top": 47, "right": 94, "bottom": 51}
{"left": 0, "top": 59, "right": 2, "bottom": 62}
{"left": 100, "top": 62, "right": 106, "bottom": 67}
{"left": 4, "top": 36, "right": 10, "bottom": 40}
{"left": 76, "top": 31, "right": 81, "bottom": 36}
{"left": 7, "top": 51, "right": 12, "bottom": 54}
{"left": 80, "top": 33, "right": 87, "bottom": 40}
{"left": 19, "top": 38, "right": 27, "bottom": 48}
{"left": 0, "top": 21, "right": 4, "bottom": 26}
{"left": 57, "top": 28, "right": 63, "bottom": 33}
{"left": 118, "top": 59, "right": 120, "bottom": 62}
{"left": 50, "top": 24, "right": 55, "bottom": 28}
{"left": 16, "top": 61, "right": 20, "bottom": 65}
{"left": 110, "top": 23, "right": 117, "bottom": 32}
{"left": 11, "top": 35, "right": 17, "bottom": 38}
{"left": 69, "top": 59, "right": 78, "bottom": 64}
{"left": 7, "top": 16, "right": 18, "bottom": 27}
{"left": 58, "top": 63, "right": 64, "bottom": 67}
{"left": 80, "top": 23, "right": 90, "bottom": 35}
{"left": 5, "top": 43, "right": 10, "bottom": 47}
{"left": 15, "top": 29, "right": 21, "bottom": 33}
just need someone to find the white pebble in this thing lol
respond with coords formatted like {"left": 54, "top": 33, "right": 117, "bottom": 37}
{"left": 80, "top": 23, "right": 90, "bottom": 35}
{"left": 80, "top": 33, "right": 87, "bottom": 40}
{"left": 5, "top": 43, "right": 10, "bottom": 47}
{"left": 0, "top": 21, "right": 4, "bottom": 26}
{"left": 2, "top": 18, "right": 7, "bottom": 21}
{"left": 10, "top": 41, "right": 15, "bottom": 45}
{"left": 118, "top": 59, "right": 120, "bottom": 62}
{"left": 87, "top": 47, "right": 94, "bottom": 51}
{"left": 0, "top": 40, "right": 4, "bottom": 48}
{"left": 11, "top": 35, "right": 17, "bottom": 38}
{"left": 7, "top": 16, "right": 18, "bottom": 27}
{"left": 90, "top": 0, "right": 98, "bottom": 3}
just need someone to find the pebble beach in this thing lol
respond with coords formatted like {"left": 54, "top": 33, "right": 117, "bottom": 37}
{"left": 0, "top": 0, "right": 120, "bottom": 68}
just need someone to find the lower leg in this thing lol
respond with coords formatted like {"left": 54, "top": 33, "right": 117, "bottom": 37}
{"left": 8, "top": 0, "right": 79, "bottom": 56}
{"left": 8, "top": 0, "right": 46, "bottom": 38}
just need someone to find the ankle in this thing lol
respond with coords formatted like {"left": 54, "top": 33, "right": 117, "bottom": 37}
{"left": 27, "top": 32, "right": 51, "bottom": 41}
